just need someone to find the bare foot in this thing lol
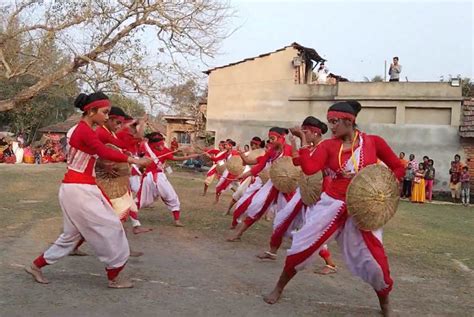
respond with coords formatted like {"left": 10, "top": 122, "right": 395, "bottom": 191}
{"left": 174, "top": 220, "right": 185, "bottom": 227}
{"left": 108, "top": 275, "right": 134, "bottom": 289}
{"left": 378, "top": 294, "right": 392, "bottom": 317}
{"left": 263, "top": 288, "right": 283, "bottom": 304}
{"left": 315, "top": 265, "right": 337, "bottom": 275}
{"left": 69, "top": 249, "right": 88, "bottom": 256}
{"left": 25, "top": 265, "right": 49, "bottom": 284}
{"left": 256, "top": 251, "right": 277, "bottom": 260}
{"left": 132, "top": 226, "right": 153, "bottom": 235}
{"left": 226, "top": 236, "right": 241, "bottom": 242}
{"left": 129, "top": 250, "right": 144, "bottom": 257}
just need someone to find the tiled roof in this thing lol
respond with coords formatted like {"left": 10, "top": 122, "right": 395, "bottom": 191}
{"left": 38, "top": 113, "right": 82, "bottom": 133}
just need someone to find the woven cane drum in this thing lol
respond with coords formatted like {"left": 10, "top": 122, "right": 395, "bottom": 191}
{"left": 299, "top": 172, "right": 323, "bottom": 206}
{"left": 269, "top": 157, "right": 301, "bottom": 194}
{"left": 96, "top": 144, "right": 130, "bottom": 199}
{"left": 225, "top": 156, "right": 245, "bottom": 176}
{"left": 346, "top": 164, "right": 400, "bottom": 231}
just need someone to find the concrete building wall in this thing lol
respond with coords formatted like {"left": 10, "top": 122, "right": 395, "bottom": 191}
{"left": 205, "top": 48, "right": 464, "bottom": 191}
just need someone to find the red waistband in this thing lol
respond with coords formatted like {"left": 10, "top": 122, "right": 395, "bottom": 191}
{"left": 62, "top": 170, "right": 96, "bottom": 185}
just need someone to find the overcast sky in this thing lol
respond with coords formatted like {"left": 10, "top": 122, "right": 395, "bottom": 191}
{"left": 205, "top": 0, "right": 473, "bottom": 81}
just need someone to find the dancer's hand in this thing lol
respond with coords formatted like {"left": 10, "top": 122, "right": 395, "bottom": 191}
{"left": 129, "top": 156, "right": 152, "bottom": 167}
{"left": 289, "top": 126, "right": 303, "bottom": 138}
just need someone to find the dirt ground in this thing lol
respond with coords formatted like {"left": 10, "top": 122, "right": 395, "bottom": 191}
{"left": 0, "top": 164, "right": 473, "bottom": 317}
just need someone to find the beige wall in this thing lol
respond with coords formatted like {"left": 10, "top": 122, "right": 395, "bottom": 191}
{"left": 205, "top": 49, "right": 464, "bottom": 190}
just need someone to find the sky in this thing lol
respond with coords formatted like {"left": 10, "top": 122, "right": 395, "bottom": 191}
{"left": 204, "top": 0, "right": 473, "bottom": 82}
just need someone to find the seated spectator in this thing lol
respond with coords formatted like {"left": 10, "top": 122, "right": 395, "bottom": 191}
{"left": 449, "top": 161, "right": 461, "bottom": 203}
{"left": 411, "top": 163, "right": 426, "bottom": 203}
{"left": 1, "top": 144, "right": 16, "bottom": 164}
{"left": 460, "top": 166, "right": 470, "bottom": 207}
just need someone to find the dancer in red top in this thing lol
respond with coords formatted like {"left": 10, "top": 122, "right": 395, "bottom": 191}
{"left": 256, "top": 117, "right": 337, "bottom": 274}
{"left": 115, "top": 114, "right": 151, "bottom": 233}
{"left": 137, "top": 133, "right": 200, "bottom": 227}
{"left": 203, "top": 140, "right": 226, "bottom": 196}
{"left": 227, "top": 127, "right": 293, "bottom": 242}
{"left": 263, "top": 101, "right": 404, "bottom": 317}
{"left": 212, "top": 139, "right": 240, "bottom": 203}
{"left": 224, "top": 136, "right": 265, "bottom": 216}
{"left": 26, "top": 92, "right": 151, "bottom": 288}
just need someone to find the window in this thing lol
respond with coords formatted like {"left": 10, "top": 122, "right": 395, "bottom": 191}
{"left": 176, "top": 132, "right": 191, "bottom": 144}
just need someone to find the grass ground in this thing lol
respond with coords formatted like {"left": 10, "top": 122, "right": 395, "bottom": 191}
{"left": 0, "top": 164, "right": 473, "bottom": 316}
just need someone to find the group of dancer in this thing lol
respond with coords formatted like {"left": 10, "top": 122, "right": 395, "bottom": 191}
{"left": 25, "top": 92, "right": 404, "bottom": 316}
{"left": 202, "top": 101, "right": 404, "bottom": 316}
{"left": 25, "top": 91, "right": 196, "bottom": 288}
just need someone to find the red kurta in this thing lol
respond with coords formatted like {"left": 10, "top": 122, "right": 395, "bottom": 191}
{"left": 298, "top": 133, "right": 404, "bottom": 201}
{"left": 64, "top": 121, "right": 128, "bottom": 184}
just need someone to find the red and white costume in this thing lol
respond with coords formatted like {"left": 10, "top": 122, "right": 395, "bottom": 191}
{"left": 115, "top": 127, "right": 143, "bottom": 226}
{"left": 204, "top": 148, "right": 226, "bottom": 186}
{"left": 96, "top": 125, "right": 139, "bottom": 223}
{"left": 215, "top": 149, "right": 240, "bottom": 196}
{"left": 231, "top": 144, "right": 294, "bottom": 229}
{"left": 33, "top": 121, "right": 130, "bottom": 281}
{"left": 283, "top": 131, "right": 404, "bottom": 296}
{"left": 137, "top": 141, "right": 181, "bottom": 220}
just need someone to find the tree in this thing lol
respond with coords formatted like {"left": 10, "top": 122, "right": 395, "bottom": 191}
{"left": 109, "top": 94, "right": 145, "bottom": 117}
{"left": 0, "top": 75, "right": 78, "bottom": 143}
{"left": 0, "top": 0, "right": 232, "bottom": 112}
{"left": 462, "top": 77, "right": 473, "bottom": 97}
{"left": 160, "top": 79, "right": 205, "bottom": 115}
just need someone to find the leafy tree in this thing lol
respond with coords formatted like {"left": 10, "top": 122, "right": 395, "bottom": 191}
{"left": 0, "top": 0, "right": 232, "bottom": 112}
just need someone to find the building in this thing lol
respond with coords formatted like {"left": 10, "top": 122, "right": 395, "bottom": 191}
{"left": 38, "top": 113, "right": 82, "bottom": 137}
{"left": 204, "top": 42, "right": 464, "bottom": 190}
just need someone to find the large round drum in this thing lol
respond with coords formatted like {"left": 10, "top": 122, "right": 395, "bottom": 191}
{"left": 269, "top": 156, "right": 301, "bottom": 194}
{"left": 346, "top": 164, "right": 400, "bottom": 231}
{"left": 226, "top": 155, "right": 245, "bottom": 175}
{"left": 246, "top": 148, "right": 265, "bottom": 163}
{"left": 299, "top": 172, "right": 323, "bottom": 206}
{"left": 96, "top": 144, "right": 131, "bottom": 199}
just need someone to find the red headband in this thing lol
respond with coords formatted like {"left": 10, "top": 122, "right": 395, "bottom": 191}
{"left": 268, "top": 131, "right": 285, "bottom": 139}
{"left": 109, "top": 115, "right": 125, "bottom": 122}
{"left": 301, "top": 125, "right": 322, "bottom": 135}
{"left": 83, "top": 99, "right": 110, "bottom": 112}
{"left": 250, "top": 139, "right": 261, "bottom": 146}
{"left": 149, "top": 139, "right": 165, "bottom": 146}
{"left": 327, "top": 111, "right": 356, "bottom": 122}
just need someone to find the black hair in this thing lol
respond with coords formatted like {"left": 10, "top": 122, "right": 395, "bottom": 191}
{"left": 226, "top": 139, "right": 236, "bottom": 147}
{"left": 463, "top": 166, "right": 468, "bottom": 171}
{"left": 219, "top": 140, "right": 225, "bottom": 144}
{"left": 251, "top": 136, "right": 265, "bottom": 148}
{"left": 109, "top": 106, "right": 127, "bottom": 118}
{"left": 428, "top": 159, "right": 434, "bottom": 165}
{"left": 302, "top": 116, "right": 328, "bottom": 134}
{"left": 269, "top": 127, "right": 289, "bottom": 135}
{"left": 400, "top": 152, "right": 405, "bottom": 155}
{"left": 455, "top": 154, "right": 461, "bottom": 160}
{"left": 145, "top": 132, "right": 163, "bottom": 140}
{"left": 393, "top": 56, "right": 399, "bottom": 60}
{"left": 328, "top": 100, "right": 362, "bottom": 117}
{"left": 74, "top": 92, "right": 109, "bottom": 112}
{"left": 423, "top": 156, "right": 429, "bottom": 160}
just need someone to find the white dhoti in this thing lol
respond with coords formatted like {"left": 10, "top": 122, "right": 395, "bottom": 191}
{"left": 43, "top": 184, "right": 129, "bottom": 269}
